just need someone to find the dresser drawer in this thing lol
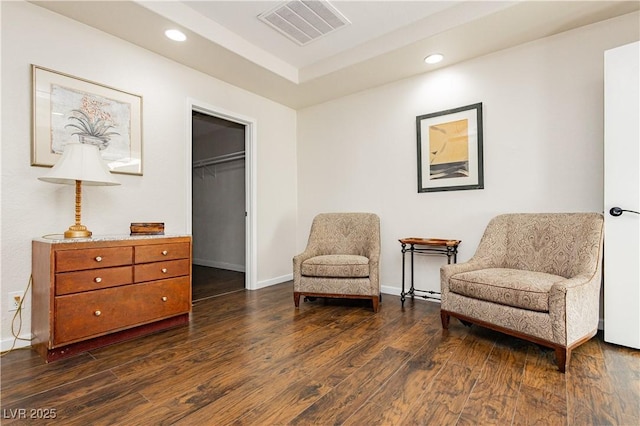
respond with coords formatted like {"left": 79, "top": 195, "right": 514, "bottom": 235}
{"left": 135, "top": 242, "right": 190, "bottom": 263}
{"left": 56, "top": 247, "right": 133, "bottom": 272}
{"left": 56, "top": 266, "right": 133, "bottom": 296}
{"left": 53, "top": 276, "right": 190, "bottom": 345}
{"left": 134, "top": 259, "right": 190, "bottom": 283}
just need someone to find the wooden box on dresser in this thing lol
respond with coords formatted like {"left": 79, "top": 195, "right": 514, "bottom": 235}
{"left": 31, "top": 235, "right": 192, "bottom": 362}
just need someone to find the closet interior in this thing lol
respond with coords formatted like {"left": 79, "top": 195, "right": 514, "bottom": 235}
{"left": 191, "top": 111, "right": 246, "bottom": 300}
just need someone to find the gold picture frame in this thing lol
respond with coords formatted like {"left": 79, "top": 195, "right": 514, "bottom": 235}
{"left": 32, "top": 65, "right": 143, "bottom": 175}
{"left": 416, "top": 103, "right": 483, "bottom": 193}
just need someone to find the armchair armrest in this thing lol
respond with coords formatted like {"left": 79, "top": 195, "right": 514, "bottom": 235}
{"left": 549, "top": 272, "right": 602, "bottom": 345}
{"left": 440, "top": 259, "right": 492, "bottom": 305}
{"left": 550, "top": 273, "right": 599, "bottom": 293}
{"left": 293, "top": 248, "right": 319, "bottom": 270}
{"left": 366, "top": 252, "right": 380, "bottom": 291}
{"left": 440, "top": 260, "right": 491, "bottom": 287}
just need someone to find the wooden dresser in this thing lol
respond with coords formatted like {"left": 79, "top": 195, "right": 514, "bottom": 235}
{"left": 31, "top": 235, "right": 192, "bottom": 362}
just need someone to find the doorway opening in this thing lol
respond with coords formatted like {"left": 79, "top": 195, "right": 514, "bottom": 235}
{"left": 191, "top": 110, "right": 246, "bottom": 301}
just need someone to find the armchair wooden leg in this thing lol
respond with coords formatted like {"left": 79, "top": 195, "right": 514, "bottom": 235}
{"left": 372, "top": 296, "right": 380, "bottom": 313}
{"left": 440, "top": 311, "right": 450, "bottom": 329}
{"left": 555, "top": 347, "right": 570, "bottom": 373}
{"left": 294, "top": 292, "right": 301, "bottom": 308}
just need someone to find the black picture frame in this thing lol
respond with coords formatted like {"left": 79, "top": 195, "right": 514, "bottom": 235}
{"left": 416, "top": 103, "right": 483, "bottom": 193}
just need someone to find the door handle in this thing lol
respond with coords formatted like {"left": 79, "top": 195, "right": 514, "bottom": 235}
{"left": 609, "top": 207, "right": 640, "bottom": 216}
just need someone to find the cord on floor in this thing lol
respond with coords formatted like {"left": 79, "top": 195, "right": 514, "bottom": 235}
{"left": 0, "top": 275, "right": 34, "bottom": 357}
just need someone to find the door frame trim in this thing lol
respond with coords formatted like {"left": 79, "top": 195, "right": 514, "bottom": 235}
{"left": 186, "top": 98, "right": 257, "bottom": 290}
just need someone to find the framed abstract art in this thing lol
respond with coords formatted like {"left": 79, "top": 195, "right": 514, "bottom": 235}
{"left": 416, "top": 103, "right": 483, "bottom": 193}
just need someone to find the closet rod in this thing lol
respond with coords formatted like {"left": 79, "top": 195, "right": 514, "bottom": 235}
{"left": 193, "top": 151, "right": 245, "bottom": 169}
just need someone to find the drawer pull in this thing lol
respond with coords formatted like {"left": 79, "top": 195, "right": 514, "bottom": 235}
{"left": 161, "top": 268, "right": 168, "bottom": 273}
{"left": 95, "top": 256, "right": 103, "bottom": 262}
{"left": 162, "top": 250, "right": 168, "bottom": 256}
{"left": 162, "top": 296, "right": 168, "bottom": 302}
{"left": 94, "top": 310, "right": 102, "bottom": 317}
{"left": 94, "top": 277, "right": 102, "bottom": 283}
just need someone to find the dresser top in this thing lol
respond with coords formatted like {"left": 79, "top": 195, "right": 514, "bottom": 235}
{"left": 33, "top": 234, "right": 191, "bottom": 244}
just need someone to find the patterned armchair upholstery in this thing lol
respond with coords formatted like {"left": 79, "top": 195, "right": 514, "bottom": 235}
{"left": 294, "top": 213, "right": 381, "bottom": 312}
{"left": 440, "top": 213, "right": 604, "bottom": 372}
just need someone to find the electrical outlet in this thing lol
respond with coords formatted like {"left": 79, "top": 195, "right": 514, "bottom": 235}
{"left": 8, "top": 291, "right": 23, "bottom": 312}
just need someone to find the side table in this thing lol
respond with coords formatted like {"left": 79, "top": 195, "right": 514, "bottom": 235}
{"left": 399, "top": 237, "right": 461, "bottom": 305}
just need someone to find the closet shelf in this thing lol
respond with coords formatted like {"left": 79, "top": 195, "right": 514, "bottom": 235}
{"left": 193, "top": 151, "right": 245, "bottom": 168}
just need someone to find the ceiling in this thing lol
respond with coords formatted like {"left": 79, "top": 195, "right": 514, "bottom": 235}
{"left": 33, "top": 1, "right": 639, "bottom": 109}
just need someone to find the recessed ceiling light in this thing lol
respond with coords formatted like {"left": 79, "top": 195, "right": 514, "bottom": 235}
{"left": 165, "top": 29, "right": 187, "bottom": 42}
{"left": 424, "top": 53, "right": 444, "bottom": 64}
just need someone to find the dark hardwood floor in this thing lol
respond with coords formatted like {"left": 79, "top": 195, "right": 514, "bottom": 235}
{"left": 191, "top": 265, "right": 245, "bottom": 301}
{"left": 1, "top": 282, "right": 638, "bottom": 425}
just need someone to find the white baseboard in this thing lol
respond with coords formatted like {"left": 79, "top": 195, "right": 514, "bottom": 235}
{"left": 193, "top": 258, "right": 245, "bottom": 273}
{"left": 381, "top": 285, "right": 441, "bottom": 304}
{"left": 381, "top": 285, "right": 401, "bottom": 296}
{"left": 256, "top": 273, "right": 293, "bottom": 289}
{"left": 1, "top": 334, "right": 32, "bottom": 352}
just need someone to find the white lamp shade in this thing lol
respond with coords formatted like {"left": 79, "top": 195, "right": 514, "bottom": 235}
{"left": 38, "top": 143, "right": 120, "bottom": 186}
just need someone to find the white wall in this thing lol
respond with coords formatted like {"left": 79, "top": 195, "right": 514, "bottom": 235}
{"left": 297, "top": 12, "right": 640, "bottom": 297}
{"left": 0, "top": 1, "right": 297, "bottom": 350}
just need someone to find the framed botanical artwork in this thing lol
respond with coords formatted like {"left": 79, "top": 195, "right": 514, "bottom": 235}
{"left": 416, "top": 103, "right": 483, "bottom": 193}
{"left": 32, "top": 65, "right": 143, "bottom": 175}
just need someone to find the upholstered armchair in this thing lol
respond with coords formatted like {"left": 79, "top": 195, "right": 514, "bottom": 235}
{"left": 440, "top": 213, "right": 604, "bottom": 372}
{"left": 293, "top": 213, "right": 381, "bottom": 312}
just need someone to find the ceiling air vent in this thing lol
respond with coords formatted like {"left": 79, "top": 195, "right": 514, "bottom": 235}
{"left": 258, "top": 0, "right": 350, "bottom": 46}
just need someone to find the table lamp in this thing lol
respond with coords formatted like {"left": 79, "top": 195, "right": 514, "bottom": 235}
{"left": 39, "top": 143, "right": 120, "bottom": 238}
